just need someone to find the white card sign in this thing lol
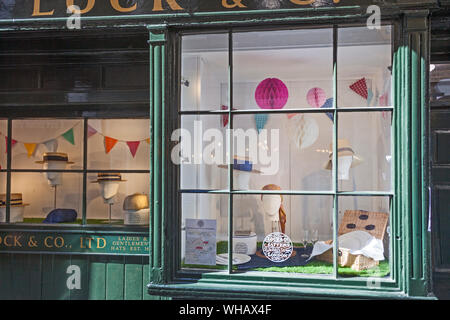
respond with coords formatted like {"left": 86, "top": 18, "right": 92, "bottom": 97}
{"left": 185, "top": 219, "right": 217, "bottom": 266}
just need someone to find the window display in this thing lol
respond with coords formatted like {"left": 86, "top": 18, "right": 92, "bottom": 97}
{"left": 0, "top": 118, "right": 150, "bottom": 226}
{"left": 178, "top": 26, "right": 393, "bottom": 278}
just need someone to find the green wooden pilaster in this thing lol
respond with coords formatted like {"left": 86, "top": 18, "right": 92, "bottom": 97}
{"left": 148, "top": 27, "right": 168, "bottom": 288}
{"left": 396, "top": 10, "right": 432, "bottom": 297}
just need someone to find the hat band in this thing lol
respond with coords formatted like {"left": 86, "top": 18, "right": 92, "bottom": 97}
{"left": 329, "top": 147, "right": 354, "bottom": 158}
{"left": 233, "top": 159, "right": 252, "bottom": 172}
{"left": 44, "top": 155, "right": 68, "bottom": 162}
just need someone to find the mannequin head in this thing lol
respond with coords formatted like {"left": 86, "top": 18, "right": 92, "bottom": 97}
{"left": 261, "top": 194, "right": 282, "bottom": 220}
{"left": 261, "top": 184, "right": 287, "bottom": 233}
{"left": 43, "top": 160, "right": 67, "bottom": 186}
{"left": 36, "top": 153, "right": 73, "bottom": 187}
{"left": 99, "top": 181, "right": 120, "bottom": 203}
{"left": 337, "top": 155, "right": 353, "bottom": 180}
{"left": 234, "top": 170, "right": 251, "bottom": 190}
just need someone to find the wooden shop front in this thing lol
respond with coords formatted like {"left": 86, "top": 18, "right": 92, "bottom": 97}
{"left": 0, "top": 0, "right": 449, "bottom": 300}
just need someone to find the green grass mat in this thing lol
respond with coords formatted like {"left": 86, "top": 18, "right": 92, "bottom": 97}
{"left": 182, "top": 241, "right": 390, "bottom": 277}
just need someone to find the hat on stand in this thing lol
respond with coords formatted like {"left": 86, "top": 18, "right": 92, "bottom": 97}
{"left": 35, "top": 152, "right": 74, "bottom": 164}
{"left": 323, "top": 139, "right": 363, "bottom": 170}
{"left": 91, "top": 172, "right": 127, "bottom": 183}
{"left": 218, "top": 156, "right": 262, "bottom": 173}
{"left": 0, "top": 193, "right": 29, "bottom": 207}
{"left": 123, "top": 193, "right": 149, "bottom": 211}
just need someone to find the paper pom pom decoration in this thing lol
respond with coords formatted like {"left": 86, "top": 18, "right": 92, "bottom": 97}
{"left": 254, "top": 114, "right": 269, "bottom": 134}
{"left": 288, "top": 114, "right": 319, "bottom": 150}
{"left": 349, "top": 78, "right": 368, "bottom": 100}
{"left": 320, "top": 98, "right": 334, "bottom": 122}
{"left": 255, "top": 78, "right": 289, "bottom": 109}
{"left": 306, "top": 87, "right": 326, "bottom": 108}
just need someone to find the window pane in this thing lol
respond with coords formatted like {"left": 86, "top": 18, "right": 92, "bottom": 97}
{"left": 87, "top": 119, "right": 150, "bottom": 171}
{"left": 0, "top": 172, "right": 6, "bottom": 223}
{"left": 179, "top": 114, "right": 229, "bottom": 191}
{"left": 338, "top": 26, "right": 392, "bottom": 108}
{"left": 231, "top": 113, "right": 333, "bottom": 191}
{"left": 87, "top": 172, "right": 149, "bottom": 225}
{"left": 338, "top": 111, "right": 392, "bottom": 192}
{"left": 231, "top": 194, "right": 334, "bottom": 275}
{"left": 181, "top": 193, "right": 229, "bottom": 271}
{"left": 233, "top": 28, "right": 333, "bottom": 110}
{"left": 11, "top": 172, "right": 82, "bottom": 224}
{"left": 337, "top": 196, "right": 391, "bottom": 278}
{"left": 11, "top": 119, "right": 82, "bottom": 170}
{"left": 0, "top": 119, "right": 6, "bottom": 168}
{"left": 181, "top": 33, "right": 228, "bottom": 112}
{"left": 430, "top": 63, "right": 450, "bottom": 104}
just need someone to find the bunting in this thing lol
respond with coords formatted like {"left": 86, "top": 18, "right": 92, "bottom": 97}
{"left": 4, "top": 136, "right": 18, "bottom": 153}
{"left": 104, "top": 137, "right": 118, "bottom": 154}
{"left": 0, "top": 121, "right": 151, "bottom": 159}
{"left": 62, "top": 128, "right": 75, "bottom": 145}
{"left": 43, "top": 139, "right": 58, "bottom": 152}
{"left": 23, "top": 143, "right": 37, "bottom": 158}
{"left": 126, "top": 141, "right": 141, "bottom": 158}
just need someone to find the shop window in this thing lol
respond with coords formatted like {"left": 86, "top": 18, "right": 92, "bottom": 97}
{"left": 0, "top": 118, "right": 149, "bottom": 226}
{"left": 177, "top": 26, "right": 393, "bottom": 278}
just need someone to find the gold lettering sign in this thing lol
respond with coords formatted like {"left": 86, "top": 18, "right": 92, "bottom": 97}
{"left": 32, "top": 0, "right": 55, "bottom": 16}
{"left": 110, "top": 0, "right": 137, "bottom": 12}
{"left": 66, "top": 0, "right": 95, "bottom": 14}
{"left": 222, "top": 0, "right": 247, "bottom": 9}
{"left": 289, "top": 0, "right": 315, "bottom": 5}
{"left": 152, "top": 0, "right": 184, "bottom": 11}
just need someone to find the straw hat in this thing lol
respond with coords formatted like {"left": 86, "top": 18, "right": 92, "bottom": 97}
{"left": 323, "top": 139, "right": 363, "bottom": 170}
{"left": 0, "top": 193, "right": 29, "bottom": 207}
{"left": 35, "top": 152, "right": 74, "bottom": 164}
{"left": 123, "top": 193, "right": 149, "bottom": 211}
{"left": 91, "top": 172, "right": 127, "bottom": 183}
{"left": 218, "top": 156, "right": 261, "bottom": 174}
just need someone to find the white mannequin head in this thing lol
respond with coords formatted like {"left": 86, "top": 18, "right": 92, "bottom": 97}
{"left": 338, "top": 155, "right": 353, "bottom": 180}
{"left": 43, "top": 160, "right": 68, "bottom": 186}
{"left": 261, "top": 194, "right": 281, "bottom": 222}
{"left": 234, "top": 170, "right": 251, "bottom": 190}
{"left": 99, "top": 181, "right": 120, "bottom": 203}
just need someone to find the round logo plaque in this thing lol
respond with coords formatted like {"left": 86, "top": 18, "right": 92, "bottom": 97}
{"left": 262, "top": 232, "right": 293, "bottom": 262}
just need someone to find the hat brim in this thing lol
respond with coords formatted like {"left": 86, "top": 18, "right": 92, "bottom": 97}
{"left": 217, "top": 165, "right": 261, "bottom": 174}
{"left": 35, "top": 160, "right": 75, "bottom": 164}
{"left": 91, "top": 180, "right": 127, "bottom": 183}
{"left": 324, "top": 155, "right": 363, "bottom": 170}
{"left": 0, "top": 203, "right": 30, "bottom": 207}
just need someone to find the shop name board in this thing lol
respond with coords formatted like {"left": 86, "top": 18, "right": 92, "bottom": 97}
{"left": 0, "top": 0, "right": 369, "bottom": 20}
{"left": 0, "top": 230, "right": 149, "bottom": 255}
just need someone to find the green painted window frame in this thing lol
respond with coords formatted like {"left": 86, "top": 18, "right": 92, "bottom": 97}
{"left": 147, "top": 11, "right": 432, "bottom": 299}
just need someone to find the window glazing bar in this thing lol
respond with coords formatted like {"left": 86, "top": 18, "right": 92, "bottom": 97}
{"left": 332, "top": 25, "right": 339, "bottom": 280}
{"left": 227, "top": 30, "right": 234, "bottom": 274}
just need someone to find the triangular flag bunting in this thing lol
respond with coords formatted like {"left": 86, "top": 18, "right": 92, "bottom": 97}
{"left": 104, "top": 136, "right": 118, "bottom": 154}
{"left": 87, "top": 125, "right": 97, "bottom": 138}
{"left": 349, "top": 78, "right": 368, "bottom": 100}
{"left": 5, "top": 137, "right": 18, "bottom": 153}
{"left": 254, "top": 114, "right": 269, "bottom": 134}
{"left": 320, "top": 98, "right": 334, "bottom": 122}
{"left": 23, "top": 143, "right": 37, "bottom": 158}
{"left": 287, "top": 113, "right": 297, "bottom": 119}
{"left": 127, "top": 141, "right": 141, "bottom": 158}
{"left": 62, "top": 128, "right": 75, "bottom": 145}
{"left": 145, "top": 138, "right": 150, "bottom": 144}
{"left": 43, "top": 139, "right": 58, "bottom": 152}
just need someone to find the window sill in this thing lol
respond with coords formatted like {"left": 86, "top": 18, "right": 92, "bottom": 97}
{"left": 146, "top": 280, "right": 426, "bottom": 300}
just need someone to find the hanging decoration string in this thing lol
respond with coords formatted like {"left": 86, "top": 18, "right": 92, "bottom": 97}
{"left": 0, "top": 122, "right": 151, "bottom": 159}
